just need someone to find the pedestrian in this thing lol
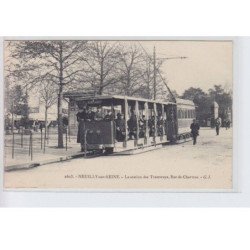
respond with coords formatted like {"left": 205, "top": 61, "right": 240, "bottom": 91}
{"left": 39, "top": 122, "right": 44, "bottom": 132}
{"left": 225, "top": 119, "right": 231, "bottom": 130}
{"left": 190, "top": 119, "right": 200, "bottom": 145}
{"left": 215, "top": 117, "right": 221, "bottom": 135}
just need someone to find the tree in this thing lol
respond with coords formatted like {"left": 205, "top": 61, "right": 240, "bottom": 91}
{"left": 139, "top": 55, "right": 169, "bottom": 100}
{"left": 83, "top": 41, "right": 121, "bottom": 95}
{"left": 38, "top": 81, "right": 58, "bottom": 140}
{"left": 182, "top": 87, "right": 211, "bottom": 123}
{"left": 7, "top": 40, "right": 88, "bottom": 148}
{"left": 208, "top": 85, "right": 232, "bottom": 121}
{"left": 116, "top": 44, "right": 145, "bottom": 96}
{"left": 182, "top": 87, "right": 207, "bottom": 101}
{"left": 5, "top": 84, "right": 29, "bottom": 131}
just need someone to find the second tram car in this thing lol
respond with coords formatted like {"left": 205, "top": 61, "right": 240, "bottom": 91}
{"left": 176, "top": 98, "right": 197, "bottom": 140}
{"left": 63, "top": 92, "right": 196, "bottom": 154}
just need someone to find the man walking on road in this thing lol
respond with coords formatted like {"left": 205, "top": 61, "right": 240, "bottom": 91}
{"left": 190, "top": 119, "right": 200, "bottom": 145}
{"left": 215, "top": 117, "right": 222, "bottom": 135}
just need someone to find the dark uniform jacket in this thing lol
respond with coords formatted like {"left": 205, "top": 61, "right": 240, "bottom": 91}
{"left": 77, "top": 110, "right": 87, "bottom": 122}
{"left": 190, "top": 123, "right": 200, "bottom": 136}
{"left": 127, "top": 115, "right": 137, "bottom": 131}
{"left": 115, "top": 118, "right": 126, "bottom": 132}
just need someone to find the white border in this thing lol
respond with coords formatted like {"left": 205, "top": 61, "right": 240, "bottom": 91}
{"left": 1, "top": 37, "right": 250, "bottom": 206}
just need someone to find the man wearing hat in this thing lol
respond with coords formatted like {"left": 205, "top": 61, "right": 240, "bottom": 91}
{"left": 190, "top": 119, "right": 200, "bottom": 145}
{"left": 115, "top": 113, "right": 126, "bottom": 141}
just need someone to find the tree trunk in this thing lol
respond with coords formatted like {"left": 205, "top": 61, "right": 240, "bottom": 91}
{"left": 57, "top": 43, "right": 64, "bottom": 148}
{"left": 58, "top": 86, "right": 64, "bottom": 148}
{"left": 98, "top": 86, "right": 103, "bottom": 95}
{"left": 45, "top": 107, "right": 48, "bottom": 139}
{"left": 99, "top": 59, "right": 104, "bottom": 95}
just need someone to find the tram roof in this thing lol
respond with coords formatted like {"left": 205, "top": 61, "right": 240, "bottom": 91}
{"left": 63, "top": 92, "right": 176, "bottom": 105}
{"left": 175, "top": 98, "right": 195, "bottom": 106}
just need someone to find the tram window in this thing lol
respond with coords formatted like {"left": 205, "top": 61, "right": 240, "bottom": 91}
{"left": 181, "top": 109, "right": 184, "bottom": 119}
{"left": 178, "top": 109, "right": 181, "bottom": 119}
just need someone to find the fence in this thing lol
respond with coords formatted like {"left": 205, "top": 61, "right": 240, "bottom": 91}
{"left": 8, "top": 126, "right": 73, "bottom": 161}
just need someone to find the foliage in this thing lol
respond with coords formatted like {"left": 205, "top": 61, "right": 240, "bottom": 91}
{"left": 83, "top": 41, "right": 121, "bottom": 95}
{"left": 6, "top": 40, "right": 88, "bottom": 147}
{"left": 181, "top": 85, "right": 232, "bottom": 124}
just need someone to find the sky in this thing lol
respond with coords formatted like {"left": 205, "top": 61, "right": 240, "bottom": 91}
{"left": 137, "top": 40, "right": 233, "bottom": 95}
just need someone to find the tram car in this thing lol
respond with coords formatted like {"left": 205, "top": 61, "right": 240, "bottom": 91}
{"left": 175, "top": 98, "right": 197, "bottom": 140}
{"left": 63, "top": 92, "right": 196, "bottom": 154}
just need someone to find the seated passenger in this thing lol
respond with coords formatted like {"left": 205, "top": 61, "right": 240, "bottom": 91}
{"left": 127, "top": 111, "right": 137, "bottom": 140}
{"left": 104, "top": 110, "right": 114, "bottom": 121}
{"left": 115, "top": 113, "right": 126, "bottom": 141}
{"left": 86, "top": 107, "right": 95, "bottom": 121}
{"left": 95, "top": 107, "right": 103, "bottom": 121}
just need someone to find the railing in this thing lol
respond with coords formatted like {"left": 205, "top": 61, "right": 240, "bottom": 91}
{"left": 7, "top": 126, "right": 72, "bottom": 161}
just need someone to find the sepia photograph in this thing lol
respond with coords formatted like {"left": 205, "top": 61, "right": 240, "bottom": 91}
{"left": 3, "top": 39, "right": 233, "bottom": 190}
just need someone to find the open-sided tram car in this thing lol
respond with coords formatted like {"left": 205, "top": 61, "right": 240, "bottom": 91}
{"left": 63, "top": 92, "right": 196, "bottom": 153}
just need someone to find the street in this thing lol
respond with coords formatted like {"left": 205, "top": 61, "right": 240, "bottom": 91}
{"left": 4, "top": 127, "right": 233, "bottom": 190}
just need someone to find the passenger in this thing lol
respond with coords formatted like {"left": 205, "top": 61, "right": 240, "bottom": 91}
{"left": 148, "top": 116, "right": 155, "bottom": 137}
{"left": 95, "top": 106, "right": 103, "bottom": 121}
{"left": 104, "top": 110, "right": 114, "bottom": 121}
{"left": 139, "top": 115, "right": 146, "bottom": 138}
{"left": 86, "top": 106, "right": 95, "bottom": 121}
{"left": 190, "top": 119, "right": 200, "bottom": 145}
{"left": 127, "top": 111, "right": 137, "bottom": 140}
{"left": 157, "top": 115, "right": 164, "bottom": 136}
{"left": 215, "top": 117, "right": 222, "bottom": 135}
{"left": 115, "top": 113, "right": 126, "bottom": 141}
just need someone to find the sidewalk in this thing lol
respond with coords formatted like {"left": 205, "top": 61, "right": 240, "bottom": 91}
{"left": 4, "top": 132, "right": 83, "bottom": 171}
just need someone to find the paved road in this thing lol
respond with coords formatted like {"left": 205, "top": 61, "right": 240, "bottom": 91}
{"left": 4, "top": 127, "right": 233, "bottom": 190}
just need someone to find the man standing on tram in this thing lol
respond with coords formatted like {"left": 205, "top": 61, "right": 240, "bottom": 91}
{"left": 115, "top": 113, "right": 126, "bottom": 141}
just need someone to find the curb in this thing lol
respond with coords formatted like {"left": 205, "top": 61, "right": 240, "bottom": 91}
{"left": 5, "top": 152, "right": 85, "bottom": 172}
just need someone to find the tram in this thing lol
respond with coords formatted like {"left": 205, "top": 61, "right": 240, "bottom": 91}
{"left": 63, "top": 92, "right": 196, "bottom": 154}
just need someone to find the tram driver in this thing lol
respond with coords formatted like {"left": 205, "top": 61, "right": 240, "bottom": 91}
{"left": 76, "top": 107, "right": 87, "bottom": 144}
